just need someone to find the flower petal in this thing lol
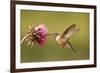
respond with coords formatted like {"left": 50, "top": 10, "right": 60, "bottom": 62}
{"left": 35, "top": 24, "right": 48, "bottom": 47}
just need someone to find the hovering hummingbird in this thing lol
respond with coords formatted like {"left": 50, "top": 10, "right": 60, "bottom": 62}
{"left": 49, "top": 24, "right": 80, "bottom": 52}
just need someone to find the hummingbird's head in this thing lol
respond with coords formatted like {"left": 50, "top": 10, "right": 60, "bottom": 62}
{"left": 55, "top": 33, "right": 59, "bottom": 37}
{"left": 50, "top": 33, "right": 59, "bottom": 38}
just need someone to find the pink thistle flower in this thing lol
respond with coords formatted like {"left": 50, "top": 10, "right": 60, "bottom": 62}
{"left": 35, "top": 24, "right": 48, "bottom": 47}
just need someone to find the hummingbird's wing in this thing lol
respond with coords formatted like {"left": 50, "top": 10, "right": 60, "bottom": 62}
{"left": 61, "top": 24, "right": 80, "bottom": 40}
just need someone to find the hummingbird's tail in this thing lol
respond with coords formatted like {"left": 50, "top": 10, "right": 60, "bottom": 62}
{"left": 66, "top": 41, "right": 76, "bottom": 53}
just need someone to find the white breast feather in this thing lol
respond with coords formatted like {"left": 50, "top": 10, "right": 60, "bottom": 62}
{"left": 56, "top": 36, "right": 60, "bottom": 41}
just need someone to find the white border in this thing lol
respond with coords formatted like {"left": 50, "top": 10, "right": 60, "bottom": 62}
{"left": 16, "top": 5, "right": 94, "bottom": 69}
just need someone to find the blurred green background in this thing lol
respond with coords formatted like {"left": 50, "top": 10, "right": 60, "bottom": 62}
{"left": 20, "top": 10, "right": 90, "bottom": 63}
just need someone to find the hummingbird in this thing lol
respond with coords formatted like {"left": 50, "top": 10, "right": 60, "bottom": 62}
{"left": 49, "top": 24, "right": 80, "bottom": 52}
